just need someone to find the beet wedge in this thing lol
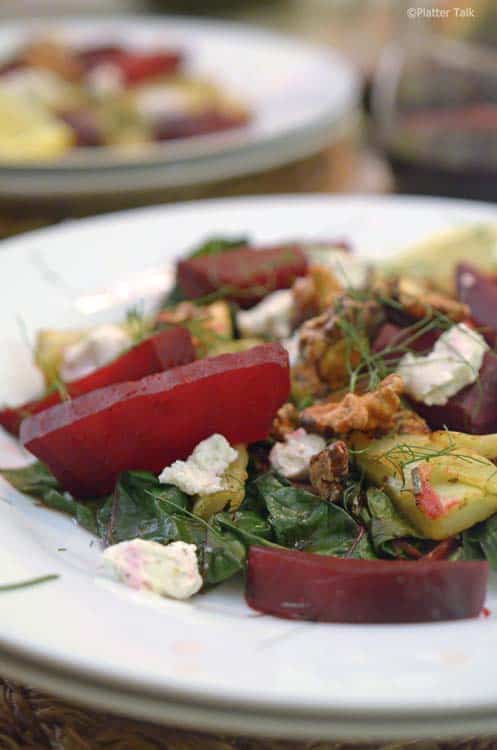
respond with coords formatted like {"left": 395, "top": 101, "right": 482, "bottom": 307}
{"left": 1, "top": 327, "right": 195, "bottom": 437}
{"left": 177, "top": 244, "right": 308, "bottom": 307}
{"left": 457, "top": 262, "right": 497, "bottom": 343}
{"left": 21, "top": 343, "right": 290, "bottom": 498}
{"left": 414, "top": 350, "right": 497, "bottom": 434}
{"left": 246, "top": 546, "right": 488, "bottom": 623}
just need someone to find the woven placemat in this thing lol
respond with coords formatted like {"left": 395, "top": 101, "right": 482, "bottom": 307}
{"left": 1, "top": 679, "right": 497, "bottom": 750}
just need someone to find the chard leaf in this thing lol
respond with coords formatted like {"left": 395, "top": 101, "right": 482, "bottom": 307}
{"left": 0, "top": 461, "right": 59, "bottom": 495}
{"left": 106, "top": 471, "right": 245, "bottom": 585}
{"left": 462, "top": 512, "right": 497, "bottom": 569}
{"left": 107, "top": 471, "right": 189, "bottom": 546}
{"left": 199, "top": 518, "right": 246, "bottom": 586}
{"left": 230, "top": 509, "right": 274, "bottom": 541}
{"left": 0, "top": 462, "right": 100, "bottom": 535}
{"left": 254, "top": 473, "right": 368, "bottom": 557}
{"left": 43, "top": 489, "right": 98, "bottom": 535}
{"left": 366, "top": 488, "right": 420, "bottom": 556}
{"left": 189, "top": 236, "right": 248, "bottom": 260}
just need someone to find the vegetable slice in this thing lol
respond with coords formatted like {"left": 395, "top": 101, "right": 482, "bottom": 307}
{"left": 414, "top": 351, "right": 497, "bottom": 434}
{"left": 21, "top": 343, "right": 290, "bottom": 498}
{"left": 177, "top": 244, "right": 308, "bottom": 307}
{"left": 457, "top": 262, "right": 497, "bottom": 343}
{"left": 0, "top": 327, "right": 196, "bottom": 436}
{"left": 246, "top": 546, "right": 488, "bottom": 623}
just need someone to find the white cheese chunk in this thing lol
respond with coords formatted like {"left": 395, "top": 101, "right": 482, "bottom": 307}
{"left": 102, "top": 539, "right": 202, "bottom": 600}
{"left": 59, "top": 324, "right": 132, "bottom": 382}
{"left": 237, "top": 289, "right": 293, "bottom": 340}
{"left": 282, "top": 329, "right": 301, "bottom": 366}
{"left": 304, "top": 245, "right": 369, "bottom": 290}
{"left": 269, "top": 428, "right": 326, "bottom": 480}
{"left": 86, "top": 63, "right": 124, "bottom": 97}
{"left": 159, "top": 433, "right": 237, "bottom": 495}
{"left": 397, "top": 323, "right": 488, "bottom": 406}
{"left": 134, "top": 84, "right": 194, "bottom": 122}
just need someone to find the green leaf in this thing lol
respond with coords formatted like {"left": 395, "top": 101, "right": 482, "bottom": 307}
{"left": 200, "top": 518, "right": 246, "bottom": 586}
{"left": 106, "top": 470, "right": 189, "bottom": 546}
{"left": 230, "top": 509, "right": 274, "bottom": 541}
{"left": 42, "top": 489, "right": 98, "bottom": 534}
{"left": 106, "top": 471, "right": 245, "bottom": 586}
{"left": 0, "top": 461, "right": 59, "bottom": 495}
{"left": 189, "top": 236, "right": 248, "bottom": 260}
{"left": 254, "top": 473, "right": 364, "bottom": 556}
{"left": 365, "top": 488, "right": 420, "bottom": 556}
{"left": 462, "top": 512, "right": 497, "bottom": 569}
{"left": 1, "top": 461, "right": 103, "bottom": 536}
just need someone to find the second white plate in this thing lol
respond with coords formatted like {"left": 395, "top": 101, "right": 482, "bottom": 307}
{"left": 0, "top": 16, "right": 359, "bottom": 197}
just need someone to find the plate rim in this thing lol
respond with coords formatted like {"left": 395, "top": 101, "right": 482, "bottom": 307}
{"left": 0, "top": 14, "right": 360, "bottom": 172}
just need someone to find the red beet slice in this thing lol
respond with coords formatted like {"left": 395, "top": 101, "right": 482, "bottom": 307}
{"left": 372, "top": 322, "right": 441, "bottom": 359}
{"left": 457, "top": 263, "right": 497, "bottom": 344}
{"left": 177, "top": 245, "right": 308, "bottom": 308}
{"left": 118, "top": 51, "right": 182, "bottom": 85}
{"left": 78, "top": 45, "right": 124, "bottom": 70}
{"left": 1, "top": 327, "right": 195, "bottom": 437}
{"left": 414, "top": 350, "right": 497, "bottom": 434}
{"left": 21, "top": 343, "right": 290, "bottom": 498}
{"left": 154, "top": 110, "right": 248, "bottom": 141}
{"left": 246, "top": 546, "right": 488, "bottom": 623}
{"left": 79, "top": 47, "right": 182, "bottom": 83}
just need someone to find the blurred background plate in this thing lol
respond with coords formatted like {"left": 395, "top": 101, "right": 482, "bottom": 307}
{"left": 0, "top": 15, "right": 359, "bottom": 198}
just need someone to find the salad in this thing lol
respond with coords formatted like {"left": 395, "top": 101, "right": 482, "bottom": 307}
{"left": 2, "top": 226, "right": 497, "bottom": 623}
{"left": 0, "top": 36, "right": 250, "bottom": 161}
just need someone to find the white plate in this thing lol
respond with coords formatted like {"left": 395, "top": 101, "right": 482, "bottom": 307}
{"left": 1, "top": 195, "right": 497, "bottom": 742}
{"left": 0, "top": 17, "right": 359, "bottom": 198}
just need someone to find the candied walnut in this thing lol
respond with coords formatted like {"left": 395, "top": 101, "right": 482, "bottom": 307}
{"left": 298, "top": 297, "right": 384, "bottom": 390}
{"left": 292, "top": 265, "right": 342, "bottom": 325}
{"left": 272, "top": 403, "right": 299, "bottom": 440}
{"left": 291, "top": 360, "right": 330, "bottom": 402}
{"left": 309, "top": 440, "right": 349, "bottom": 501}
{"left": 393, "top": 408, "right": 430, "bottom": 435}
{"left": 23, "top": 39, "right": 83, "bottom": 81}
{"left": 301, "top": 374, "right": 404, "bottom": 436}
{"left": 388, "top": 277, "right": 470, "bottom": 322}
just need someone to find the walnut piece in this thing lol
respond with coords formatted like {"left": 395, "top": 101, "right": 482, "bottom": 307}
{"left": 309, "top": 441, "right": 349, "bottom": 501}
{"left": 388, "top": 277, "right": 470, "bottom": 322}
{"left": 292, "top": 265, "right": 343, "bottom": 325}
{"left": 301, "top": 374, "right": 405, "bottom": 436}
{"left": 298, "top": 296, "right": 384, "bottom": 391}
{"left": 271, "top": 403, "right": 300, "bottom": 441}
{"left": 393, "top": 408, "right": 430, "bottom": 435}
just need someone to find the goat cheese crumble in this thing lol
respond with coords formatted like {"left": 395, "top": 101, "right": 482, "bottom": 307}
{"left": 237, "top": 289, "right": 293, "bottom": 340}
{"left": 102, "top": 539, "right": 202, "bottom": 600}
{"left": 397, "top": 323, "right": 488, "bottom": 406}
{"left": 159, "top": 433, "right": 238, "bottom": 495}
{"left": 60, "top": 324, "right": 132, "bottom": 382}
{"left": 269, "top": 428, "right": 326, "bottom": 479}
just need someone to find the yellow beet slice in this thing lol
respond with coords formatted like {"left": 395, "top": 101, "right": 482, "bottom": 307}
{"left": 353, "top": 431, "right": 497, "bottom": 540}
{"left": 193, "top": 445, "right": 249, "bottom": 520}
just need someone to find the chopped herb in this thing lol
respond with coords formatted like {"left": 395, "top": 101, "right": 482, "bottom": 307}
{"left": 0, "top": 574, "right": 59, "bottom": 592}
